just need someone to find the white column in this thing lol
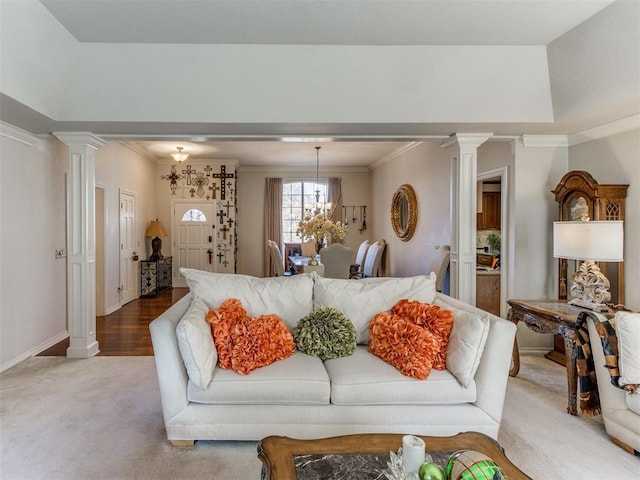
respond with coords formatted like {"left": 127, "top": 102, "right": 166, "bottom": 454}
{"left": 54, "top": 132, "right": 106, "bottom": 358}
{"left": 441, "top": 133, "right": 492, "bottom": 305}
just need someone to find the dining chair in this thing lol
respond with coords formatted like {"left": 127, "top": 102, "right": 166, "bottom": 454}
{"left": 267, "top": 240, "right": 293, "bottom": 277}
{"left": 319, "top": 243, "right": 354, "bottom": 279}
{"left": 362, "top": 239, "right": 386, "bottom": 278}
{"left": 349, "top": 240, "right": 370, "bottom": 278}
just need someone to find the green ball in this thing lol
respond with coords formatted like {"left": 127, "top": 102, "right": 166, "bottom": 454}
{"left": 444, "top": 450, "right": 505, "bottom": 480}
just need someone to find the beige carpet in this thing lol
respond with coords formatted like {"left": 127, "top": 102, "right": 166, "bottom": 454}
{"left": 0, "top": 354, "right": 638, "bottom": 479}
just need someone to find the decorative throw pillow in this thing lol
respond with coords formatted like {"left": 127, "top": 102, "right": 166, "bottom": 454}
{"left": 615, "top": 311, "right": 640, "bottom": 386}
{"left": 293, "top": 307, "right": 357, "bottom": 360}
{"left": 229, "top": 314, "right": 296, "bottom": 375}
{"left": 176, "top": 297, "right": 217, "bottom": 390}
{"left": 390, "top": 299, "right": 454, "bottom": 369}
{"left": 368, "top": 311, "right": 441, "bottom": 379}
{"left": 206, "top": 298, "right": 249, "bottom": 369}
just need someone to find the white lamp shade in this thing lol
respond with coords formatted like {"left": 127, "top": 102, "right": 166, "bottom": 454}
{"left": 553, "top": 221, "right": 623, "bottom": 262}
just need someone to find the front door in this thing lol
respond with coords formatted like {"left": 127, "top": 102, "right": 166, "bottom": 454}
{"left": 119, "top": 190, "right": 137, "bottom": 304}
{"left": 173, "top": 202, "right": 215, "bottom": 286}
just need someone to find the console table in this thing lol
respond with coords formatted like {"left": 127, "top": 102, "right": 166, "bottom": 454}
{"left": 507, "top": 299, "right": 612, "bottom": 415}
{"left": 140, "top": 257, "right": 172, "bottom": 297}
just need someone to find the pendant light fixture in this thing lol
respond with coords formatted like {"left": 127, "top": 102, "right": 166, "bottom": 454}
{"left": 314, "top": 146, "right": 321, "bottom": 213}
{"left": 171, "top": 146, "right": 189, "bottom": 163}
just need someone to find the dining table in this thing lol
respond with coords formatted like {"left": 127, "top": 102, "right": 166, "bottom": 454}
{"left": 288, "top": 255, "right": 324, "bottom": 276}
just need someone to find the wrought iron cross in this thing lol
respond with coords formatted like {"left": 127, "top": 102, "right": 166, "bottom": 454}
{"left": 211, "top": 166, "right": 234, "bottom": 200}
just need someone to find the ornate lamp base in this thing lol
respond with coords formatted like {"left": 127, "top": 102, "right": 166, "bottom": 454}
{"left": 569, "top": 260, "right": 611, "bottom": 312}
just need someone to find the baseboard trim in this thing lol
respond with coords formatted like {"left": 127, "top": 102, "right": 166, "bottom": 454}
{"left": 104, "top": 303, "right": 122, "bottom": 316}
{"left": 518, "top": 347, "right": 551, "bottom": 356}
{"left": 0, "top": 331, "right": 69, "bottom": 373}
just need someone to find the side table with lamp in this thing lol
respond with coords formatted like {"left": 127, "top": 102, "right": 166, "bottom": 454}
{"left": 140, "top": 219, "right": 172, "bottom": 297}
{"left": 508, "top": 219, "right": 624, "bottom": 415}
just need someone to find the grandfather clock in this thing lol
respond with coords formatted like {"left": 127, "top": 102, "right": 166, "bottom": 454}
{"left": 547, "top": 170, "right": 628, "bottom": 363}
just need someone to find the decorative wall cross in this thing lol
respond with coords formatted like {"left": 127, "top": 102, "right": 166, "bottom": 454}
{"left": 211, "top": 166, "right": 235, "bottom": 200}
{"left": 182, "top": 165, "right": 195, "bottom": 185}
{"left": 161, "top": 166, "right": 183, "bottom": 195}
{"left": 220, "top": 225, "right": 229, "bottom": 240}
{"left": 208, "top": 183, "right": 220, "bottom": 200}
{"left": 217, "top": 209, "right": 227, "bottom": 224}
{"left": 204, "top": 165, "right": 213, "bottom": 177}
{"left": 216, "top": 251, "right": 224, "bottom": 264}
{"left": 222, "top": 201, "right": 233, "bottom": 217}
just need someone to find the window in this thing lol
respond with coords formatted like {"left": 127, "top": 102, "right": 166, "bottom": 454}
{"left": 181, "top": 209, "right": 207, "bottom": 222}
{"left": 282, "top": 181, "right": 328, "bottom": 243}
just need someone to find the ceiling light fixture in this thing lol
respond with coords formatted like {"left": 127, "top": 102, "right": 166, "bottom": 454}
{"left": 171, "top": 146, "right": 189, "bottom": 163}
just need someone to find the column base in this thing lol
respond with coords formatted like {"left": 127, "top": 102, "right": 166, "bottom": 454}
{"left": 66, "top": 340, "right": 100, "bottom": 358}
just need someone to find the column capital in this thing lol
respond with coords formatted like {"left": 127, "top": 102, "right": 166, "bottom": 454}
{"left": 53, "top": 132, "right": 106, "bottom": 150}
{"left": 441, "top": 133, "right": 493, "bottom": 150}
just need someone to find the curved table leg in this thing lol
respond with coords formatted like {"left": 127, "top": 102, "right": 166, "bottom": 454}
{"left": 507, "top": 308, "right": 520, "bottom": 377}
{"left": 563, "top": 331, "right": 578, "bottom": 415}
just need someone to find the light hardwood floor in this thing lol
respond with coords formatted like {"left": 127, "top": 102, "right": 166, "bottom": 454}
{"left": 39, "top": 288, "right": 189, "bottom": 356}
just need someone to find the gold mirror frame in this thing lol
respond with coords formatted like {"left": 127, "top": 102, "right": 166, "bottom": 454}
{"left": 391, "top": 184, "right": 418, "bottom": 241}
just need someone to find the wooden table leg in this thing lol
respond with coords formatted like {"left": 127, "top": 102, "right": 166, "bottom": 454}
{"left": 507, "top": 308, "right": 520, "bottom": 376}
{"left": 563, "top": 331, "right": 578, "bottom": 415}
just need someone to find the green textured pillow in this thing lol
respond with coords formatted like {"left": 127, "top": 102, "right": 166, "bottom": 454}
{"left": 293, "top": 307, "right": 357, "bottom": 360}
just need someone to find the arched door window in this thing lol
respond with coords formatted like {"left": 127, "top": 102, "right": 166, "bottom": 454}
{"left": 181, "top": 209, "right": 207, "bottom": 222}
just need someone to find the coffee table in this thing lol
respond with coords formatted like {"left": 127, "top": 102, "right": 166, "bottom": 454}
{"left": 257, "top": 432, "right": 531, "bottom": 480}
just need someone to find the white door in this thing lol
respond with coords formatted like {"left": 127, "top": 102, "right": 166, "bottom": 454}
{"left": 173, "top": 202, "right": 216, "bottom": 286}
{"left": 119, "top": 191, "right": 137, "bottom": 304}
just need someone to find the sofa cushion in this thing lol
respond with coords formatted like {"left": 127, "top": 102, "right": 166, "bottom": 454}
{"left": 187, "top": 351, "right": 330, "bottom": 405}
{"left": 176, "top": 297, "right": 217, "bottom": 390}
{"left": 313, "top": 273, "right": 437, "bottom": 344}
{"left": 293, "top": 307, "right": 357, "bottom": 360}
{"left": 207, "top": 298, "right": 248, "bottom": 369}
{"left": 615, "top": 311, "right": 640, "bottom": 386}
{"left": 181, "top": 268, "right": 314, "bottom": 331}
{"left": 436, "top": 299, "right": 490, "bottom": 388}
{"left": 324, "top": 346, "right": 476, "bottom": 405}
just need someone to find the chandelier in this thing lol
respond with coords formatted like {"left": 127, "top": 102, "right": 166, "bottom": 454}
{"left": 171, "top": 146, "right": 189, "bottom": 163}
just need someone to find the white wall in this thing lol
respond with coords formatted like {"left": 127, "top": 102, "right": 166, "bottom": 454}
{"left": 0, "top": 132, "right": 67, "bottom": 370}
{"left": 568, "top": 128, "right": 640, "bottom": 311}
{"left": 95, "top": 142, "right": 158, "bottom": 313}
{"left": 370, "top": 141, "right": 452, "bottom": 278}
{"left": 236, "top": 167, "right": 372, "bottom": 278}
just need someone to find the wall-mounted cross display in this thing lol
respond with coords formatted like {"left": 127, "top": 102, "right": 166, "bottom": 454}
{"left": 216, "top": 251, "right": 224, "bottom": 264}
{"left": 204, "top": 165, "right": 212, "bottom": 177}
{"left": 208, "top": 183, "right": 220, "bottom": 200}
{"left": 182, "top": 165, "right": 195, "bottom": 185}
{"left": 220, "top": 225, "right": 229, "bottom": 240}
{"left": 217, "top": 209, "right": 227, "bottom": 224}
{"left": 161, "top": 166, "right": 183, "bottom": 195}
{"left": 211, "top": 166, "right": 235, "bottom": 200}
{"left": 222, "top": 201, "right": 234, "bottom": 217}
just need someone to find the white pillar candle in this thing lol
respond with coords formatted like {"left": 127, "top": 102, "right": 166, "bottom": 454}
{"left": 402, "top": 434, "right": 425, "bottom": 475}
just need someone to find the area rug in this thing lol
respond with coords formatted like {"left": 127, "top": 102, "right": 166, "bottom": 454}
{"left": 1, "top": 355, "right": 638, "bottom": 479}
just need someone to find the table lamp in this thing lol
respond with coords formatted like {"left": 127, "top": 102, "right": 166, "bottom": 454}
{"left": 146, "top": 219, "right": 169, "bottom": 261}
{"left": 553, "top": 220, "right": 623, "bottom": 312}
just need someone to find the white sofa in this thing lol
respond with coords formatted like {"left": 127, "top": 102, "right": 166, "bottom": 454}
{"left": 150, "top": 269, "right": 516, "bottom": 446}
{"left": 586, "top": 312, "right": 640, "bottom": 454}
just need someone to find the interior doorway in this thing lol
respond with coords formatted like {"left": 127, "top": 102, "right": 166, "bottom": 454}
{"left": 119, "top": 190, "right": 137, "bottom": 305}
{"left": 477, "top": 167, "right": 509, "bottom": 317}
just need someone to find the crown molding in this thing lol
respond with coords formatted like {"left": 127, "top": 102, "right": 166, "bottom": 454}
{"left": 0, "top": 121, "right": 39, "bottom": 146}
{"left": 53, "top": 132, "right": 106, "bottom": 149}
{"left": 121, "top": 141, "right": 158, "bottom": 162}
{"left": 520, "top": 135, "right": 569, "bottom": 148}
{"left": 157, "top": 158, "right": 240, "bottom": 168}
{"left": 568, "top": 114, "right": 640, "bottom": 146}
{"left": 237, "top": 165, "right": 369, "bottom": 174}
{"left": 441, "top": 133, "right": 493, "bottom": 150}
{"left": 369, "top": 141, "right": 423, "bottom": 170}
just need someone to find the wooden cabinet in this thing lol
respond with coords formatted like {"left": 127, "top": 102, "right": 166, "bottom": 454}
{"left": 140, "top": 257, "right": 172, "bottom": 297}
{"left": 476, "top": 273, "right": 500, "bottom": 316}
{"left": 477, "top": 192, "right": 501, "bottom": 230}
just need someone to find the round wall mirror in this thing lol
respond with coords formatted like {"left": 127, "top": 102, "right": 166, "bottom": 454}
{"left": 391, "top": 184, "right": 418, "bottom": 241}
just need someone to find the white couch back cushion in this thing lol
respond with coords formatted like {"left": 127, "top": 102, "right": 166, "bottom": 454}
{"left": 313, "top": 273, "right": 437, "bottom": 344}
{"left": 181, "top": 269, "right": 314, "bottom": 331}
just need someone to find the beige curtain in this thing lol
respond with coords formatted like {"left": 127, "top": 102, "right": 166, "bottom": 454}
{"left": 264, "top": 178, "right": 283, "bottom": 276}
{"left": 328, "top": 177, "right": 343, "bottom": 223}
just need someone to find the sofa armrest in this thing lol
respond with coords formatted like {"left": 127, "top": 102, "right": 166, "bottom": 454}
{"left": 149, "top": 293, "right": 192, "bottom": 425}
{"left": 435, "top": 293, "right": 516, "bottom": 424}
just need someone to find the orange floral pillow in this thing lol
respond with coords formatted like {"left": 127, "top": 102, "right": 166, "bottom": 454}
{"left": 229, "top": 314, "right": 296, "bottom": 375}
{"left": 368, "top": 311, "right": 441, "bottom": 380}
{"left": 206, "top": 298, "right": 248, "bottom": 369}
{"left": 391, "top": 299, "right": 454, "bottom": 369}
{"left": 206, "top": 298, "right": 296, "bottom": 375}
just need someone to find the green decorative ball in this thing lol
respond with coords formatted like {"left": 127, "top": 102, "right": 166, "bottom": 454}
{"left": 444, "top": 450, "right": 506, "bottom": 480}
